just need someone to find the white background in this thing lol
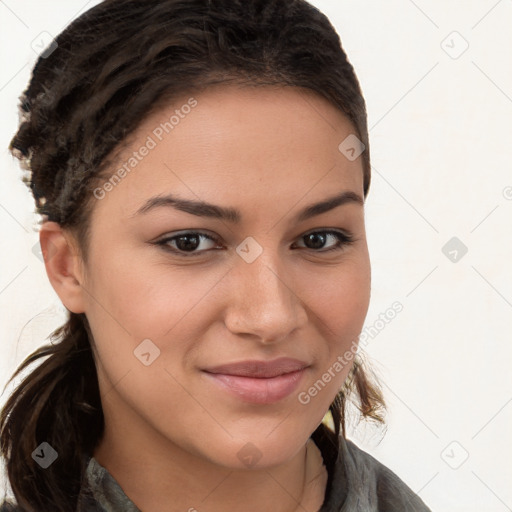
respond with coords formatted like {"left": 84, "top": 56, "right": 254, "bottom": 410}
{"left": 1, "top": 1, "right": 511, "bottom": 511}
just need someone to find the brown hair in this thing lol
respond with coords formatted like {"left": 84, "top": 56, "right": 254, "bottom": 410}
{"left": 0, "top": 0, "right": 385, "bottom": 510}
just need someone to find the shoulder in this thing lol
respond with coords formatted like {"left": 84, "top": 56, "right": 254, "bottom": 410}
{"left": 342, "top": 438, "right": 432, "bottom": 511}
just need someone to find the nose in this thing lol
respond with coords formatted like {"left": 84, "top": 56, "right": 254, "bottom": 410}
{"left": 223, "top": 249, "right": 308, "bottom": 344}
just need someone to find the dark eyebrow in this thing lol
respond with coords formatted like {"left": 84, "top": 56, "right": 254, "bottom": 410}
{"left": 131, "top": 190, "right": 363, "bottom": 223}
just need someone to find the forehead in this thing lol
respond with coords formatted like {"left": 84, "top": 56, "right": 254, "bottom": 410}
{"left": 90, "top": 85, "right": 364, "bottom": 224}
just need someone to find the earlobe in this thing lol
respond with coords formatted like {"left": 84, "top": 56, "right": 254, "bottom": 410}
{"left": 39, "top": 221, "right": 87, "bottom": 314}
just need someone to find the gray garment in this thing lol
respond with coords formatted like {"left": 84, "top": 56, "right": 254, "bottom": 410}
{"left": 326, "top": 436, "right": 432, "bottom": 511}
{"left": 1, "top": 435, "right": 432, "bottom": 511}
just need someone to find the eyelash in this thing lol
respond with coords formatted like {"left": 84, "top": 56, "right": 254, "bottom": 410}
{"left": 154, "top": 229, "right": 356, "bottom": 258}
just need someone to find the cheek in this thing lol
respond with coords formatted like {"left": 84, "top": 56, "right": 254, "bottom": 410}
{"left": 82, "top": 248, "right": 235, "bottom": 397}
{"left": 84, "top": 244, "right": 218, "bottom": 340}
{"left": 307, "top": 256, "right": 371, "bottom": 344}
{"left": 293, "top": 256, "right": 371, "bottom": 404}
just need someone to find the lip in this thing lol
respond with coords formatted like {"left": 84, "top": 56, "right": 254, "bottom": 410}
{"left": 203, "top": 357, "right": 309, "bottom": 378}
{"left": 202, "top": 357, "right": 310, "bottom": 404}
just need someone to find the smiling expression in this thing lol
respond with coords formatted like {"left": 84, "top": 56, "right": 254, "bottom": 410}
{"left": 74, "top": 84, "right": 371, "bottom": 469}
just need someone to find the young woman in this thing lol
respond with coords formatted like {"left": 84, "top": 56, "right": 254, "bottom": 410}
{"left": 0, "top": 1, "right": 432, "bottom": 511}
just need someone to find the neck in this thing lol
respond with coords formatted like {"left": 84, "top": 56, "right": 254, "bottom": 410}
{"left": 93, "top": 404, "right": 327, "bottom": 512}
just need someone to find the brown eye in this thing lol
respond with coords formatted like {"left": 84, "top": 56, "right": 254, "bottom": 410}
{"left": 156, "top": 231, "right": 221, "bottom": 256}
{"left": 155, "top": 229, "right": 355, "bottom": 258}
{"left": 294, "top": 230, "right": 355, "bottom": 253}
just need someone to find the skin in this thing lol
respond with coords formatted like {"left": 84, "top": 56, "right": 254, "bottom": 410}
{"left": 40, "top": 84, "right": 371, "bottom": 512}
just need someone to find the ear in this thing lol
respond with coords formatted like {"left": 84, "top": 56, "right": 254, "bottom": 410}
{"left": 39, "top": 221, "right": 87, "bottom": 314}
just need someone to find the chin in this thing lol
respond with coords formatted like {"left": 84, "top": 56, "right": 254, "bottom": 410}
{"left": 201, "top": 429, "right": 311, "bottom": 471}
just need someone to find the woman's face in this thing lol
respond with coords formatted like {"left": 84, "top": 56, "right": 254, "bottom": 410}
{"left": 72, "top": 85, "right": 370, "bottom": 468}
